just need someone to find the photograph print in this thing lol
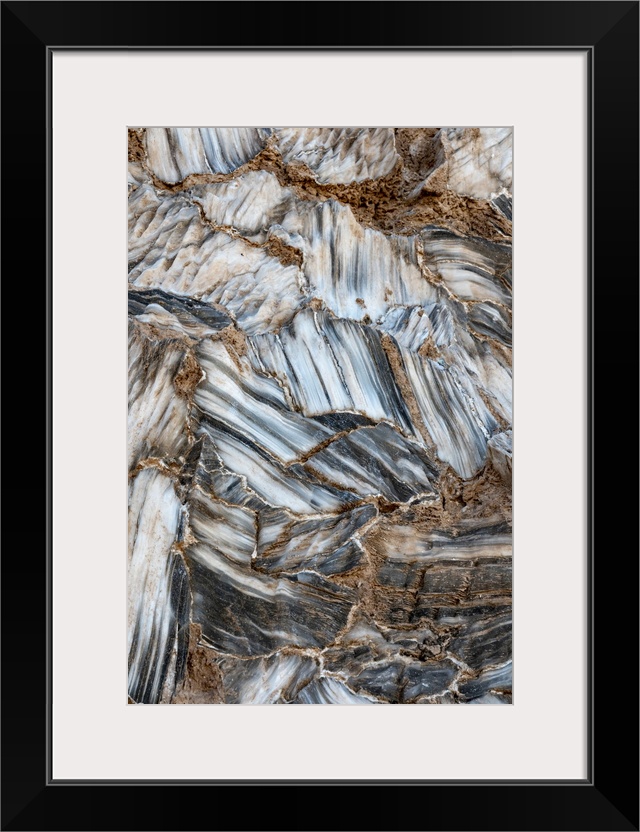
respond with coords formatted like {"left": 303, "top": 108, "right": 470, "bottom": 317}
{"left": 127, "top": 126, "right": 513, "bottom": 705}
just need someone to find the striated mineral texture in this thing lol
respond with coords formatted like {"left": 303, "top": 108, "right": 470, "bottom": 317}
{"left": 128, "top": 126, "right": 512, "bottom": 705}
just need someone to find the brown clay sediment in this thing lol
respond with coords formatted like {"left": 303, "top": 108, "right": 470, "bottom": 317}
{"left": 171, "top": 624, "right": 225, "bottom": 704}
{"left": 173, "top": 351, "right": 202, "bottom": 400}
{"left": 128, "top": 128, "right": 147, "bottom": 163}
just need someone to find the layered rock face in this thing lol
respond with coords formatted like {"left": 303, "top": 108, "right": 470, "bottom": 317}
{"left": 128, "top": 127, "right": 512, "bottom": 705}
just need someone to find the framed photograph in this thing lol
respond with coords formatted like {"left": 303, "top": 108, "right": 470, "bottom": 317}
{"left": 2, "top": 2, "right": 637, "bottom": 830}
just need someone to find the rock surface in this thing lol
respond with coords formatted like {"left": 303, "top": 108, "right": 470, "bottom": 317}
{"left": 128, "top": 126, "right": 512, "bottom": 704}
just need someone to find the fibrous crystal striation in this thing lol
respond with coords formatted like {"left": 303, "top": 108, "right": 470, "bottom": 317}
{"left": 128, "top": 127, "right": 512, "bottom": 705}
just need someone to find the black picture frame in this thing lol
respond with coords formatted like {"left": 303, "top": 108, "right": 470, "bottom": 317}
{"left": 2, "top": 2, "right": 638, "bottom": 830}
